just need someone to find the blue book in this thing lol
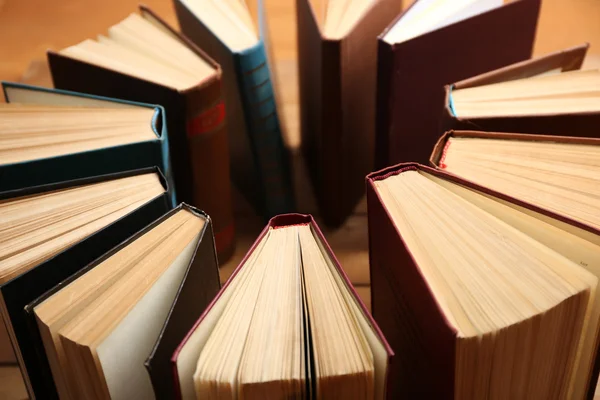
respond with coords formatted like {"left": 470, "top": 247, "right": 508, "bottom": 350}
{"left": 1, "top": 82, "right": 176, "bottom": 207}
{"left": 173, "top": 0, "right": 295, "bottom": 219}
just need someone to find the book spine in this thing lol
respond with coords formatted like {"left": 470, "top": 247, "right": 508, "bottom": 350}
{"left": 153, "top": 107, "right": 178, "bottom": 208}
{"left": 366, "top": 178, "right": 456, "bottom": 399}
{"left": 185, "top": 78, "right": 236, "bottom": 262}
{"left": 234, "top": 41, "right": 295, "bottom": 218}
{"left": 374, "top": 40, "right": 394, "bottom": 170}
{"left": 318, "top": 40, "right": 344, "bottom": 226}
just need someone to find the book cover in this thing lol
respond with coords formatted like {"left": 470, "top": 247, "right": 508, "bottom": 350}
{"left": 375, "top": 0, "right": 540, "bottom": 168}
{"left": 144, "top": 207, "right": 221, "bottom": 400}
{"left": 297, "top": 0, "right": 402, "bottom": 227}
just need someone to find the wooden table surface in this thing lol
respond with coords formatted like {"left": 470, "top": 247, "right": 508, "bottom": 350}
{"left": 1, "top": 0, "right": 599, "bottom": 398}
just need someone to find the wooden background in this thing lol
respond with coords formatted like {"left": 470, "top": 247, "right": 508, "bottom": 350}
{"left": 0, "top": 0, "right": 599, "bottom": 398}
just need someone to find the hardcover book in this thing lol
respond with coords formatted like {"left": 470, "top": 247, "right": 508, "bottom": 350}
{"left": 171, "top": 214, "right": 393, "bottom": 399}
{"left": 375, "top": 0, "right": 540, "bottom": 168}
{"left": 0, "top": 168, "right": 171, "bottom": 398}
{"left": 430, "top": 130, "right": 600, "bottom": 230}
{"left": 0, "top": 82, "right": 176, "bottom": 206}
{"left": 173, "top": 0, "right": 295, "bottom": 219}
{"left": 297, "top": 0, "right": 403, "bottom": 226}
{"left": 47, "top": 6, "right": 235, "bottom": 261}
{"left": 367, "top": 162, "right": 600, "bottom": 399}
{"left": 441, "top": 44, "right": 600, "bottom": 138}
{"left": 28, "top": 204, "right": 220, "bottom": 400}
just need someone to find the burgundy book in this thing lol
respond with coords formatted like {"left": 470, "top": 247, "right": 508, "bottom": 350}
{"left": 440, "top": 44, "right": 600, "bottom": 139}
{"left": 296, "top": 0, "right": 403, "bottom": 227}
{"left": 367, "top": 162, "right": 600, "bottom": 399}
{"left": 47, "top": 6, "right": 235, "bottom": 262}
{"left": 171, "top": 214, "right": 393, "bottom": 399}
{"left": 375, "top": 0, "right": 540, "bottom": 168}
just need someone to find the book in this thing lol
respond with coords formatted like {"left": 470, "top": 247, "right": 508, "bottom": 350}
{"left": 172, "top": 214, "right": 392, "bottom": 400}
{"left": 172, "top": 0, "right": 295, "bottom": 219}
{"left": 0, "top": 82, "right": 176, "bottom": 206}
{"left": 430, "top": 130, "right": 600, "bottom": 230}
{"left": 297, "top": 0, "right": 403, "bottom": 227}
{"left": 441, "top": 44, "right": 600, "bottom": 138}
{"left": 367, "top": 162, "right": 600, "bottom": 399}
{"left": 0, "top": 168, "right": 171, "bottom": 397}
{"left": 375, "top": 0, "right": 540, "bottom": 168}
{"left": 0, "top": 83, "right": 173, "bottom": 366}
{"left": 47, "top": 6, "right": 235, "bottom": 261}
{"left": 29, "top": 204, "right": 220, "bottom": 400}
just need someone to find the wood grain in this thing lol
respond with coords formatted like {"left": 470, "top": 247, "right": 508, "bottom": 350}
{"left": 0, "top": 0, "right": 599, "bottom": 398}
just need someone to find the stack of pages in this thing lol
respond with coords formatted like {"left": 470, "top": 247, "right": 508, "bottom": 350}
{"left": 0, "top": 82, "right": 174, "bottom": 205}
{"left": 172, "top": 215, "right": 392, "bottom": 399}
{"left": 442, "top": 44, "right": 600, "bottom": 139}
{"left": 367, "top": 160, "right": 600, "bottom": 399}
{"left": 0, "top": 169, "right": 171, "bottom": 397}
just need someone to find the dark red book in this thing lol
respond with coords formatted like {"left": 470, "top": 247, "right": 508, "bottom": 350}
{"left": 367, "top": 162, "right": 600, "bottom": 399}
{"left": 375, "top": 0, "right": 540, "bottom": 168}
{"left": 296, "top": 0, "right": 402, "bottom": 227}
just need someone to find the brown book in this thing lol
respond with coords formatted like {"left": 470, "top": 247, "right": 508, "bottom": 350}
{"left": 296, "top": 0, "right": 403, "bottom": 227}
{"left": 172, "top": 213, "right": 393, "bottom": 399}
{"left": 46, "top": 6, "right": 235, "bottom": 262}
{"left": 441, "top": 44, "right": 600, "bottom": 139}
{"left": 367, "top": 162, "right": 600, "bottom": 399}
{"left": 375, "top": 0, "right": 540, "bottom": 169}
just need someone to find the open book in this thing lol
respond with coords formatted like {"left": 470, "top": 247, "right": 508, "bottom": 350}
{"left": 47, "top": 6, "right": 235, "bottom": 261}
{"left": 0, "top": 169, "right": 170, "bottom": 397}
{"left": 1, "top": 101, "right": 154, "bottom": 163}
{"left": 442, "top": 45, "right": 600, "bottom": 139}
{"left": 173, "top": 0, "right": 295, "bottom": 218}
{"left": 376, "top": 0, "right": 540, "bottom": 167}
{"left": 431, "top": 130, "right": 600, "bottom": 230}
{"left": 172, "top": 214, "right": 392, "bottom": 400}
{"left": 449, "top": 69, "right": 600, "bottom": 117}
{"left": 31, "top": 205, "right": 219, "bottom": 400}
{"left": 0, "top": 82, "right": 174, "bottom": 204}
{"left": 367, "top": 162, "right": 600, "bottom": 399}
